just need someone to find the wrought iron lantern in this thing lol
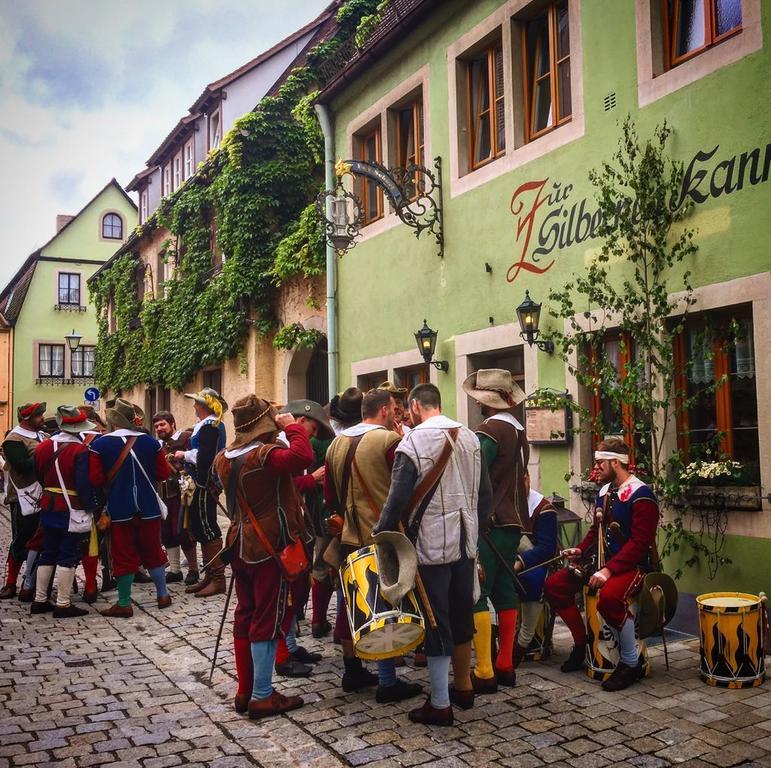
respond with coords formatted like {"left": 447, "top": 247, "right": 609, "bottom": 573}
{"left": 516, "top": 291, "right": 554, "bottom": 354}
{"left": 65, "top": 328, "right": 82, "bottom": 352}
{"left": 316, "top": 179, "right": 365, "bottom": 257}
{"left": 414, "top": 320, "right": 449, "bottom": 372}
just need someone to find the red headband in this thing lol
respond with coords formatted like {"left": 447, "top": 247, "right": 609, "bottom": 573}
{"left": 61, "top": 409, "right": 87, "bottom": 425}
{"left": 20, "top": 403, "right": 41, "bottom": 419}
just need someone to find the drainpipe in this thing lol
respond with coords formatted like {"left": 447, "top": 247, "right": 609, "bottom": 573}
{"left": 315, "top": 103, "right": 338, "bottom": 398}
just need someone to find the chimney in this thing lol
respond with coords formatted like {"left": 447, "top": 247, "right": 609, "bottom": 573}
{"left": 56, "top": 215, "right": 74, "bottom": 232}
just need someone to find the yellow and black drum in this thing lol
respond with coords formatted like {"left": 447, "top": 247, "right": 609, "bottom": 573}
{"left": 584, "top": 587, "right": 650, "bottom": 681}
{"left": 697, "top": 592, "right": 765, "bottom": 688}
{"left": 340, "top": 545, "right": 425, "bottom": 661}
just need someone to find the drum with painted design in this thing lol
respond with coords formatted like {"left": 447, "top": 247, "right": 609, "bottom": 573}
{"left": 340, "top": 545, "right": 425, "bottom": 661}
{"left": 697, "top": 592, "right": 765, "bottom": 688}
{"left": 584, "top": 586, "right": 650, "bottom": 681}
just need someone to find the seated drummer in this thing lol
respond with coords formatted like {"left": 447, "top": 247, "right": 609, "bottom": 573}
{"left": 511, "top": 472, "right": 559, "bottom": 668}
{"left": 324, "top": 388, "right": 422, "bottom": 703}
{"left": 543, "top": 438, "right": 659, "bottom": 691}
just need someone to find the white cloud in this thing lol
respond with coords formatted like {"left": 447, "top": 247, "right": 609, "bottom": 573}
{"left": 0, "top": 0, "right": 330, "bottom": 287}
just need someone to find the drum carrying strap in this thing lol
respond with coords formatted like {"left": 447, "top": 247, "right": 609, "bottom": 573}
{"left": 335, "top": 434, "right": 365, "bottom": 541}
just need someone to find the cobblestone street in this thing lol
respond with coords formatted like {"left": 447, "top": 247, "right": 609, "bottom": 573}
{"left": 2, "top": 508, "right": 771, "bottom": 768}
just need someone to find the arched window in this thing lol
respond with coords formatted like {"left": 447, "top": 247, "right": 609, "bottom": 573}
{"left": 102, "top": 213, "right": 123, "bottom": 240}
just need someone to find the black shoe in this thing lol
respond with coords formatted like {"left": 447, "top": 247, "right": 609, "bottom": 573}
{"left": 312, "top": 620, "right": 331, "bottom": 639}
{"left": 275, "top": 660, "right": 312, "bottom": 678}
{"left": 601, "top": 660, "right": 645, "bottom": 692}
{"left": 53, "top": 604, "right": 89, "bottom": 618}
{"left": 133, "top": 571, "right": 152, "bottom": 584}
{"left": 560, "top": 645, "right": 586, "bottom": 673}
{"left": 342, "top": 667, "right": 378, "bottom": 692}
{"left": 291, "top": 646, "right": 322, "bottom": 664}
{"left": 184, "top": 570, "right": 199, "bottom": 586}
{"left": 375, "top": 679, "right": 423, "bottom": 703}
{"left": 449, "top": 686, "right": 475, "bottom": 710}
{"left": 165, "top": 571, "right": 184, "bottom": 584}
{"left": 18, "top": 587, "right": 34, "bottom": 602}
{"left": 30, "top": 601, "right": 54, "bottom": 614}
{"left": 495, "top": 667, "right": 516, "bottom": 687}
{"left": 471, "top": 671, "right": 498, "bottom": 694}
{"left": 101, "top": 578, "right": 117, "bottom": 593}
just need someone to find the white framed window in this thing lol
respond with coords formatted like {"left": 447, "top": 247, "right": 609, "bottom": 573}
{"left": 162, "top": 164, "right": 172, "bottom": 197}
{"left": 173, "top": 153, "right": 182, "bottom": 190}
{"left": 71, "top": 345, "right": 95, "bottom": 378}
{"left": 39, "top": 344, "right": 65, "bottom": 378}
{"left": 184, "top": 139, "right": 194, "bottom": 179}
{"left": 140, "top": 189, "right": 149, "bottom": 223}
{"left": 209, "top": 109, "right": 222, "bottom": 151}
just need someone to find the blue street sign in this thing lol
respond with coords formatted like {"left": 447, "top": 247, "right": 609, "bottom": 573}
{"left": 84, "top": 387, "right": 101, "bottom": 402}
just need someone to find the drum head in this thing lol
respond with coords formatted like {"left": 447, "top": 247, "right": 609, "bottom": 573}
{"left": 697, "top": 592, "right": 760, "bottom": 612}
{"left": 355, "top": 620, "right": 424, "bottom": 661}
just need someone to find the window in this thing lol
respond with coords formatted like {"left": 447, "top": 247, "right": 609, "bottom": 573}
{"left": 202, "top": 367, "right": 222, "bottom": 394}
{"left": 58, "top": 273, "right": 81, "bottom": 306}
{"left": 209, "top": 110, "right": 222, "bottom": 151}
{"left": 394, "top": 96, "right": 425, "bottom": 200}
{"left": 162, "top": 164, "right": 172, "bottom": 197}
{"left": 664, "top": 0, "right": 742, "bottom": 68}
{"left": 101, "top": 213, "right": 123, "bottom": 240}
{"left": 71, "top": 345, "right": 95, "bottom": 378}
{"left": 674, "top": 310, "right": 758, "bottom": 478}
{"left": 465, "top": 40, "right": 505, "bottom": 170}
{"left": 357, "top": 370, "right": 387, "bottom": 393}
{"left": 355, "top": 125, "right": 384, "bottom": 225}
{"left": 140, "top": 189, "right": 149, "bottom": 224}
{"left": 523, "top": 1, "right": 571, "bottom": 142}
{"left": 184, "top": 140, "right": 194, "bottom": 179}
{"left": 394, "top": 364, "right": 429, "bottom": 392}
{"left": 39, "top": 344, "right": 64, "bottom": 378}
{"left": 173, "top": 153, "right": 182, "bottom": 190}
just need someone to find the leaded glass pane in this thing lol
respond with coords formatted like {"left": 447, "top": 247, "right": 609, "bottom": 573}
{"left": 715, "top": 0, "right": 741, "bottom": 37}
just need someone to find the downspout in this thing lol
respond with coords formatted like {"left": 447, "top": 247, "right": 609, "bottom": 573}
{"left": 315, "top": 102, "right": 339, "bottom": 398}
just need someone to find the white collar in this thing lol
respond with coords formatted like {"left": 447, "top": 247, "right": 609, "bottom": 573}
{"left": 192, "top": 416, "right": 217, "bottom": 436}
{"left": 277, "top": 431, "right": 289, "bottom": 447}
{"left": 488, "top": 412, "right": 525, "bottom": 431}
{"left": 52, "top": 433, "right": 82, "bottom": 445}
{"left": 527, "top": 489, "right": 545, "bottom": 517}
{"left": 413, "top": 414, "right": 462, "bottom": 430}
{"left": 107, "top": 428, "right": 144, "bottom": 438}
{"left": 11, "top": 426, "right": 44, "bottom": 441}
{"left": 342, "top": 423, "right": 384, "bottom": 437}
{"left": 599, "top": 475, "right": 644, "bottom": 498}
{"left": 172, "top": 429, "right": 184, "bottom": 440}
{"left": 224, "top": 442, "right": 261, "bottom": 459}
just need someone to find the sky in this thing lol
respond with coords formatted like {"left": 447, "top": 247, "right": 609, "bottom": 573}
{"left": 0, "top": 0, "right": 330, "bottom": 288}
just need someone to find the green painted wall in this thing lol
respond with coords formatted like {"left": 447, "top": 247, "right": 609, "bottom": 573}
{"left": 328, "top": 0, "right": 771, "bottom": 592}
{"left": 13, "top": 183, "right": 136, "bottom": 416}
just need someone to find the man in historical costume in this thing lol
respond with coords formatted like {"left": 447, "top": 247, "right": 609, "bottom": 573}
{"left": 88, "top": 398, "right": 173, "bottom": 618}
{"left": 511, "top": 473, "right": 559, "bottom": 670}
{"left": 30, "top": 406, "right": 98, "bottom": 618}
{"left": 153, "top": 411, "right": 193, "bottom": 585}
{"left": 272, "top": 400, "right": 335, "bottom": 677}
{"left": 1, "top": 402, "right": 47, "bottom": 600}
{"left": 328, "top": 387, "right": 363, "bottom": 436}
{"left": 375, "top": 383, "right": 492, "bottom": 726}
{"left": 378, "top": 381, "right": 410, "bottom": 437}
{"left": 213, "top": 395, "right": 312, "bottom": 719}
{"left": 77, "top": 406, "right": 108, "bottom": 603}
{"left": 544, "top": 438, "right": 659, "bottom": 691}
{"left": 462, "top": 369, "right": 529, "bottom": 692}
{"left": 325, "top": 388, "right": 423, "bottom": 702}
{"left": 173, "top": 388, "right": 228, "bottom": 598}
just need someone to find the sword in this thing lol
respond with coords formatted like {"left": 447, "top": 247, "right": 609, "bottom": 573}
{"left": 209, "top": 569, "right": 235, "bottom": 684}
{"left": 480, "top": 530, "right": 527, "bottom": 600}
{"left": 516, "top": 552, "right": 568, "bottom": 576}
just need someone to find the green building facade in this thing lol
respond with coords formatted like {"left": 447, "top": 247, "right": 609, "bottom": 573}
{"left": 318, "top": 0, "right": 770, "bottom": 605}
{"left": 0, "top": 180, "right": 136, "bottom": 419}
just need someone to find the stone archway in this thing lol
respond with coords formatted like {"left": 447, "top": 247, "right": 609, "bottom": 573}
{"left": 285, "top": 337, "right": 329, "bottom": 404}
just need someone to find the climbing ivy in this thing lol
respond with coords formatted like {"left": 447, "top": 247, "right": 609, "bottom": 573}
{"left": 272, "top": 323, "right": 325, "bottom": 351}
{"left": 91, "top": 0, "right": 383, "bottom": 392}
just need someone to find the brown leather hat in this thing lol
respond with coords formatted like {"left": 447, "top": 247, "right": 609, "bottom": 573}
{"left": 228, "top": 395, "right": 277, "bottom": 450}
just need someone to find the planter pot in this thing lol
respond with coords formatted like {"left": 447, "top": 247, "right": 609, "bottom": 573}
{"left": 681, "top": 485, "right": 762, "bottom": 512}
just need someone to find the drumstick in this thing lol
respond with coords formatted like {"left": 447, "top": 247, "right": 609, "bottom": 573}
{"left": 398, "top": 523, "right": 438, "bottom": 630}
{"left": 516, "top": 552, "right": 567, "bottom": 576}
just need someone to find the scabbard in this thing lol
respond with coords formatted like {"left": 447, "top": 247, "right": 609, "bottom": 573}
{"left": 480, "top": 530, "right": 527, "bottom": 600}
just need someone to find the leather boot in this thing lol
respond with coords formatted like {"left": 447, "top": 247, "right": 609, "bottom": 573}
{"left": 194, "top": 540, "right": 226, "bottom": 598}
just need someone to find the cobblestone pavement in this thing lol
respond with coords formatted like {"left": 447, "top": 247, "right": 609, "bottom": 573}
{"left": 2, "top": 509, "right": 771, "bottom": 768}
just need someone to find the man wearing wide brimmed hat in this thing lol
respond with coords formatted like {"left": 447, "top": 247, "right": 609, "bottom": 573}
{"left": 30, "top": 406, "right": 98, "bottom": 618}
{"left": 172, "top": 387, "right": 228, "bottom": 598}
{"left": 212, "top": 394, "right": 313, "bottom": 719}
{"left": 1, "top": 402, "right": 47, "bottom": 600}
{"left": 88, "top": 398, "right": 173, "bottom": 618}
{"left": 462, "top": 368, "right": 529, "bottom": 693}
{"left": 328, "top": 387, "right": 363, "bottom": 435}
{"left": 378, "top": 381, "right": 410, "bottom": 437}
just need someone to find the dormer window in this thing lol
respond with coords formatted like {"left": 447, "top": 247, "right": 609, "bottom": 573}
{"left": 101, "top": 213, "right": 123, "bottom": 240}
